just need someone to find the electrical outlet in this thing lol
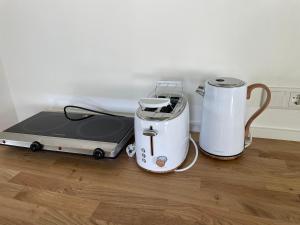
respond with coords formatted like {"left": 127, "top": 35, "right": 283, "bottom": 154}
{"left": 289, "top": 92, "right": 300, "bottom": 108}
{"left": 262, "top": 87, "right": 300, "bottom": 110}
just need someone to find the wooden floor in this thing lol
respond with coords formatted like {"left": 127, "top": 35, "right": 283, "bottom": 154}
{"left": 0, "top": 134, "right": 299, "bottom": 225}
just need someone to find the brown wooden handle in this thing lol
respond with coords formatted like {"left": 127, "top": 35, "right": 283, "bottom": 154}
{"left": 245, "top": 83, "right": 271, "bottom": 138}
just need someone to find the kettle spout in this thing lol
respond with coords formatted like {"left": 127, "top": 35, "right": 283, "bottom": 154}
{"left": 196, "top": 86, "right": 205, "bottom": 96}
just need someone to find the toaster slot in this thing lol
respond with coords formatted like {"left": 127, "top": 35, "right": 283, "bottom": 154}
{"left": 144, "top": 107, "right": 158, "bottom": 112}
{"left": 160, "top": 97, "right": 179, "bottom": 113}
{"left": 160, "top": 105, "right": 173, "bottom": 113}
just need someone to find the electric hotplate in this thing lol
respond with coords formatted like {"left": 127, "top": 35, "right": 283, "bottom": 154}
{"left": 0, "top": 111, "right": 134, "bottom": 159}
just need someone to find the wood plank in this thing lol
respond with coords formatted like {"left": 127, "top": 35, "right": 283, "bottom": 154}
{"left": 0, "top": 215, "right": 35, "bottom": 225}
{"left": 164, "top": 202, "right": 300, "bottom": 225}
{"left": 92, "top": 202, "right": 168, "bottom": 225}
{"left": 92, "top": 200, "right": 300, "bottom": 225}
{"left": 14, "top": 188, "right": 100, "bottom": 217}
{"left": 199, "top": 176, "right": 300, "bottom": 208}
{"left": 0, "top": 195, "right": 43, "bottom": 223}
{"left": 0, "top": 152, "right": 82, "bottom": 181}
{"left": 36, "top": 208, "right": 102, "bottom": 225}
{"left": 9, "top": 172, "right": 81, "bottom": 194}
{"left": 0, "top": 181, "right": 24, "bottom": 198}
{"left": 0, "top": 167, "right": 19, "bottom": 182}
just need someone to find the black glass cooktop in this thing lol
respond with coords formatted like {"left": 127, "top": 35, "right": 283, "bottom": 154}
{"left": 5, "top": 112, "right": 134, "bottom": 143}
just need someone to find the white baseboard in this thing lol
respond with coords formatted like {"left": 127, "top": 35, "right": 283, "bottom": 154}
{"left": 190, "top": 121, "right": 300, "bottom": 142}
{"left": 250, "top": 126, "right": 300, "bottom": 142}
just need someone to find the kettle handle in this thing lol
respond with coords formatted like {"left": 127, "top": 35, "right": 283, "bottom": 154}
{"left": 245, "top": 83, "right": 271, "bottom": 138}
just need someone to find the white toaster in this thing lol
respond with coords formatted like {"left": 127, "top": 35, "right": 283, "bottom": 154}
{"left": 132, "top": 81, "right": 198, "bottom": 173}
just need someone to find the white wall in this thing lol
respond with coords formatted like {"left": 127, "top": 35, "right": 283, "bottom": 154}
{"left": 0, "top": 59, "right": 17, "bottom": 130}
{"left": 0, "top": 0, "right": 299, "bottom": 140}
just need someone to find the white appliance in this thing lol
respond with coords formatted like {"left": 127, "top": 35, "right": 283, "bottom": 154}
{"left": 128, "top": 81, "right": 198, "bottom": 173}
{"left": 196, "top": 77, "right": 271, "bottom": 159}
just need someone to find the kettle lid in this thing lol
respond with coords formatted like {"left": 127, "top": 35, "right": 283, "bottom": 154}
{"left": 208, "top": 77, "right": 245, "bottom": 88}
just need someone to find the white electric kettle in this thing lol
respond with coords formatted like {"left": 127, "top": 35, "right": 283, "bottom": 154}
{"left": 196, "top": 77, "right": 271, "bottom": 159}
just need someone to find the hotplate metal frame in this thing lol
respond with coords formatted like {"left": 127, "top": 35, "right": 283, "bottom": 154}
{"left": 0, "top": 129, "right": 133, "bottom": 158}
{"left": 0, "top": 112, "right": 134, "bottom": 158}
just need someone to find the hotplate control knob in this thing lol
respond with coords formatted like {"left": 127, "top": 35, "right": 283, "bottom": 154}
{"left": 93, "top": 148, "right": 105, "bottom": 160}
{"left": 30, "top": 141, "right": 43, "bottom": 152}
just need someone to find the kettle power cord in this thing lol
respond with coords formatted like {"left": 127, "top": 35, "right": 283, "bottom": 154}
{"left": 126, "top": 134, "right": 199, "bottom": 173}
{"left": 244, "top": 131, "right": 253, "bottom": 149}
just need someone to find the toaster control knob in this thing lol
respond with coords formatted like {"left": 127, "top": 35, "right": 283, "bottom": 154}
{"left": 30, "top": 141, "right": 43, "bottom": 152}
{"left": 156, "top": 156, "right": 167, "bottom": 167}
{"left": 93, "top": 148, "right": 105, "bottom": 160}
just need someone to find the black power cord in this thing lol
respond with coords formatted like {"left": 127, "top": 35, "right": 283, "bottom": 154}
{"left": 63, "top": 105, "right": 124, "bottom": 121}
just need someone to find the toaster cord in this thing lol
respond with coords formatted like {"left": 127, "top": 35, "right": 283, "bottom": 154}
{"left": 174, "top": 134, "right": 199, "bottom": 172}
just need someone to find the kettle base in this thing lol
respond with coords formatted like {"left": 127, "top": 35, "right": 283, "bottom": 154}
{"left": 200, "top": 148, "right": 243, "bottom": 160}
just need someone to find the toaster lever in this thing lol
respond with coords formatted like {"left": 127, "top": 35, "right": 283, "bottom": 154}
{"left": 143, "top": 129, "right": 158, "bottom": 136}
{"left": 196, "top": 85, "right": 205, "bottom": 96}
